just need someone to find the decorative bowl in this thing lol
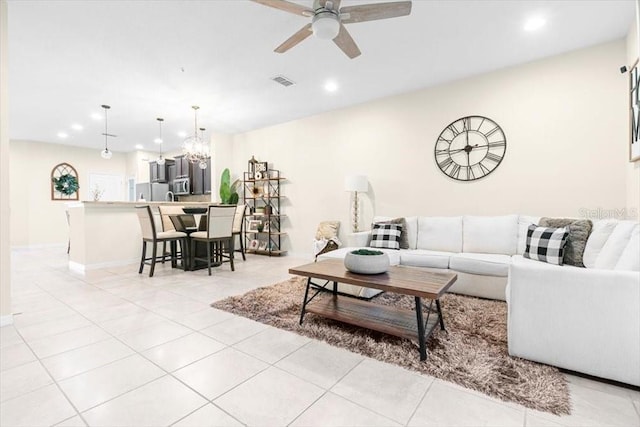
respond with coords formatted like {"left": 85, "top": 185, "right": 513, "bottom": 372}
{"left": 344, "top": 249, "right": 390, "bottom": 275}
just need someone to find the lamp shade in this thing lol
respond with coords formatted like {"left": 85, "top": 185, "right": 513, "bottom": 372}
{"left": 345, "top": 175, "right": 368, "bottom": 192}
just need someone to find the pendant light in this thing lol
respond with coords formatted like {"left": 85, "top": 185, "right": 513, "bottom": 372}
{"left": 198, "top": 127, "right": 207, "bottom": 169}
{"left": 156, "top": 118, "right": 165, "bottom": 165}
{"left": 100, "top": 104, "right": 114, "bottom": 160}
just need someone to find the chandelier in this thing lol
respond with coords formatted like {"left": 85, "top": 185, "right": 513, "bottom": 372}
{"left": 100, "top": 104, "right": 116, "bottom": 159}
{"left": 182, "top": 105, "right": 209, "bottom": 169}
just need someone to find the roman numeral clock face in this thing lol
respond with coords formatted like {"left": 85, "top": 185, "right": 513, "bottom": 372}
{"left": 435, "top": 116, "right": 507, "bottom": 181}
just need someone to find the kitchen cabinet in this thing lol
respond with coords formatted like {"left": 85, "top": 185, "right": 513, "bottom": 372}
{"left": 149, "top": 160, "right": 174, "bottom": 183}
{"left": 174, "top": 155, "right": 190, "bottom": 178}
{"left": 189, "top": 158, "right": 211, "bottom": 195}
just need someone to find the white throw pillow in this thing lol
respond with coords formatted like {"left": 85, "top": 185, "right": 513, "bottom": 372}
{"left": 614, "top": 227, "right": 640, "bottom": 271}
{"left": 594, "top": 222, "right": 638, "bottom": 270}
{"left": 583, "top": 219, "right": 618, "bottom": 268}
{"left": 517, "top": 215, "right": 541, "bottom": 255}
{"left": 463, "top": 215, "right": 519, "bottom": 255}
{"left": 417, "top": 216, "right": 463, "bottom": 252}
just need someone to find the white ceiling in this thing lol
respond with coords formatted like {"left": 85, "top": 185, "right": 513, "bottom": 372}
{"left": 7, "top": 0, "right": 634, "bottom": 152}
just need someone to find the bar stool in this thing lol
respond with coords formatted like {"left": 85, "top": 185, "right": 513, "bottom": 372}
{"left": 190, "top": 205, "right": 236, "bottom": 275}
{"left": 135, "top": 206, "right": 187, "bottom": 277}
{"left": 158, "top": 205, "right": 186, "bottom": 263}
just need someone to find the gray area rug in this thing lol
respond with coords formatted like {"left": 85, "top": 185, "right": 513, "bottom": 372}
{"left": 212, "top": 277, "right": 570, "bottom": 415}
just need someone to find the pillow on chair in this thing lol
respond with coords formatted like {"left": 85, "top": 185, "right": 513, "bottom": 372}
{"left": 315, "top": 221, "right": 340, "bottom": 240}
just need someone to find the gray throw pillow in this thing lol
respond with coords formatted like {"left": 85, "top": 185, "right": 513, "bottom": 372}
{"left": 372, "top": 217, "right": 409, "bottom": 249}
{"left": 539, "top": 217, "right": 593, "bottom": 267}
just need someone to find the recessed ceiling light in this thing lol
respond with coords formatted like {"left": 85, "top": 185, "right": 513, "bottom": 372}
{"left": 524, "top": 16, "right": 546, "bottom": 32}
{"left": 177, "top": 131, "right": 187, "bottom": 138}
{"left": 71, "top": 124, "right": 83, "bottom": 131}
{"left": 154, "top": 138, "right": 163, "bottom": 144}
{"left": 90, "top": 113, "right": 102, "bottom": 120}
{"left": 324, "top": 81, "right": 339, "bottom": 93}
{"left": 57, "top": 132, "right": 68, "bottom": 139}
{"left": 135, "top": 144, "right": 144, "bottom": 150}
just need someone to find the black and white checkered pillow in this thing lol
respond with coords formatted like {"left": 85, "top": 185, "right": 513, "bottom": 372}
{"left": 523, "top": 224, "right": 570, "bottom": 265}
{"left": 369, "top": 223, "right": 402, "bottom": 250}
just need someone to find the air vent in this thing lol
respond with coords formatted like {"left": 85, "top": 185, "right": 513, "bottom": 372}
{"left": 271, "top": 75, "right": 295, "bottom": 87}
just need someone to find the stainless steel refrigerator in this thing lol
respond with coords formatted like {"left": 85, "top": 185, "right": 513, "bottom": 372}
{"left": 135, "top": 183, "right": 170, "bottom": 201}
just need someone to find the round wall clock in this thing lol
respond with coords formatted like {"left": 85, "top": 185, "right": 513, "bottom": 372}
{"left": 434, "top": 116, "right": 507, "bottom": 181}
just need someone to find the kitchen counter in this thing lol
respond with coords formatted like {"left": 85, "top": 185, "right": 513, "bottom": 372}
{"left": 67, "top": 200, "right": 212, "bottom": 273}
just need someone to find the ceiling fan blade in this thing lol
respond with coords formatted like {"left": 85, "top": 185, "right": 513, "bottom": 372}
{"left": 251, "top": 0, "right": 314, "bottom": 17}
{"left": 333, "top": 24, "right": 361, "bottom": 59}
{"left": 319, "top": 0, "right": 341, "bottom": 10}
{"left": 340, "top": 1, "right": 412, "bottom": 24}
{"left": 275, "top": 23, "right": 313, "bottom": 53}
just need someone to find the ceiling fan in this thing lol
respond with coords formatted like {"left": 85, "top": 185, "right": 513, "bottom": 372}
{"left": 252, "top": 0, "right": 412, "bottom": 59}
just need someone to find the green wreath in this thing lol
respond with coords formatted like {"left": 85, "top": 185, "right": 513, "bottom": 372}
{"left": 52, "top": 174, "right": 79, "bottom": 195}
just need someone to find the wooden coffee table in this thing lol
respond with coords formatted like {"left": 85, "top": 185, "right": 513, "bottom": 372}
{"left": 289, "top": 259, "right": 457, "bottom": 361}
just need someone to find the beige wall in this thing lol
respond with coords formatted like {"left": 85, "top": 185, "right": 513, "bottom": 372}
{"left": 1, "top": 0, "right": 11, "bottom": 321}
{"left": 10, "top": 140, "right": 128, "bottom": 247}
{"left": 227, "top": 40, "right": 628, "bottom": 256}
{"left": 627, "top": 16, "right": 640, "bottom": 220}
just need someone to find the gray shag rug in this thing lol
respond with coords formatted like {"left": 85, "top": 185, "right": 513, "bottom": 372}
{"left": 211, "top": 277, "right": 570, "bottom": 415}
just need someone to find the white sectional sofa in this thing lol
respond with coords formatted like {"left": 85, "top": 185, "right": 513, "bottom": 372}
{"left": 317, "top": 215, "right": 640, "bottom": 386}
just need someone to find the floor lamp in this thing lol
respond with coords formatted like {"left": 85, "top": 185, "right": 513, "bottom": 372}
{"left": 345, "top": 175, "right": 368, "bottom": 232}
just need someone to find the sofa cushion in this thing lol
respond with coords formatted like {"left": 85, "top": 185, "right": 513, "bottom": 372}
{"left": 373, "top": 217, "right": 409, "bottom": 249}
{"left": 317, "top": 247, "right": 401, "bottom": 266}
{"left": 614, "top": 225, "right": 640, "bottom": 272}
{"left": 594, "top": 222, "right": 638, "bottom": 270}
{"left": 417, "top": 216, "right": 463, "bottom": 252}
{"left": 517, "top": 215, "right": 541, "bottom": 255}
{"left": 583, "top": 220, "right": 618, "bottom": 268}
{"left": 523, "top": 225, "right": 570, "bottom": 266}
{"left": 369, "top": 223, "right": 402, "bottom": 250}
{"left": 374, "top": 216, "right": 418, "bottom": 249}
{"left": 400, "top": 249, "right": 452, "bottom": 269}
{"left": 449, "top": 253, "right": 511, "bottom": 277}
{"left": 538, "top": 218, "right": 592, "bottom": 267}
{"left": 463, "top": 215, "right": 518, "bottom": 255}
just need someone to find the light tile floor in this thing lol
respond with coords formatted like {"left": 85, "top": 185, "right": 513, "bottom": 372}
{"left": 1, "top": 247, "right": 639, "bottom": 427}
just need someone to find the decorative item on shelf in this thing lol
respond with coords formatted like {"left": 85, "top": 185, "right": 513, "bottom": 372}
{"left": 90, "top": 185, "right": 104, "bottom": 201}
{"left": 257, "top": 222, "right": 265, "bottom": 232}
{"left": 345, "top": 175, "right": 368, "bottom": 232}
{"left": 434, "top": 116, "right": 507, "bottom": 181}
{"left": 182, "top": 106, "right": 209, "bottom": 169}
{"left": 629, "top": 59, "right": 640, "bottom": 162}
{"left": 155, "top": 117, "right": 166, "bottom": 165}
{"left": 344, "top": 249, "right": 390, "bottom": 275}
{"left": 51, "top": 163, "right": 79, "bottom": 201}
{"left": 264, "top": 205, "right": 272, "bottom": 216}
{"left": 249, "top": 239, "right": 259, "bottom": 250}
{"left": 219, "top": 168, "right": 240, "bottom": 204}
{"left": 263, "top": 221, "right": 270, "bottom": 233}
{"left": 258, "top": 241, "right": 268, "bottom": 251}
{"left": 255, "top": 206, "right": 265, "bottom": 215}
{"left": 248, "top": 156, "right": 258, "bottom": 178}
{"left": 100, "top": 104, "right": 116, "bottom": 159}
{"left": 251, "top": 184, "right": 263, "bottom": 198}
{"left": 247, "top": 220, "right": 262, "bottom": 233}
{"left": 254, "top": 162, "right": 268, "bottom": 180}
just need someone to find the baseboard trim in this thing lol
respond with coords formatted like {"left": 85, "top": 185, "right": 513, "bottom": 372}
{"left": 0, "top": 314, "right": 14, "bottom": 327}
{"left": 69, "top": 258, "right": 138, "bottom": 275}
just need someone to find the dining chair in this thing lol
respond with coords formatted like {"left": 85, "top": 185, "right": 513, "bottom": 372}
{"left": 158, "top": 205, "right": 185, "bottom": 263}
{"left": 136, "top": 206, "right": 187, "bottom": 277}
{"left": 190, "top": 205, "right": 236, "bottom": 275}
{"left": 232, "top": 204, "right": 248, "bottom": 261}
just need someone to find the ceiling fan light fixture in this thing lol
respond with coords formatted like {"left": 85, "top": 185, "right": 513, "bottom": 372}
{"left": 312, "top": 12, "right": 340, "bottom": 40}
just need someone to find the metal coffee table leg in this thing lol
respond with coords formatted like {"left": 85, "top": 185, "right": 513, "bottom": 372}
{"left": 299, "top": 278, "right": 312, "bottom": 325}
{"left": 435, "top": 299, "right": 445, "bottom": 330}
{"left": 415, "top": 297, "right": 427, "bottom": 361}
